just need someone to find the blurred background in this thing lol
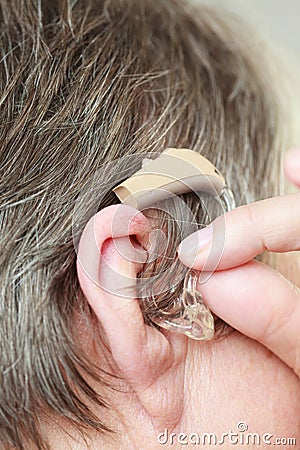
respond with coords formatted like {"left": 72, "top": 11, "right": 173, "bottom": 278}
{"left": 196, "top": 0, "right": 300, "bottom": 63}
{"left": 195, "top": 0, "right": 300, "bottom": 147}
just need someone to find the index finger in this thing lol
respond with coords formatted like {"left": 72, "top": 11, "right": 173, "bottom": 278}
{"left": 177, "top": 193, "right": 300, "bottom": 271}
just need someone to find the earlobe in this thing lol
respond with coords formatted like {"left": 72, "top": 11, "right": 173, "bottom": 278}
{"left": 76, "top": 204, "right": 187, "bottom": 430}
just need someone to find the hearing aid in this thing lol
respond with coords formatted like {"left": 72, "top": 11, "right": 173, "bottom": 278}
{"left": 113, "top": 148, "right": 226, "bottom": 209}
{"left": 113, "top": 148, "right": 235, "bottom": 341}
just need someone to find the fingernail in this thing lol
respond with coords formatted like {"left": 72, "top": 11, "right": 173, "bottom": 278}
{"left": 177, "top": 226, "right": 213, "bottom": 266}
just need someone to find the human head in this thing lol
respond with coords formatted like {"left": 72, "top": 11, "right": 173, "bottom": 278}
{"left": 0, "top": 0, "right": 295, "bottom": 449}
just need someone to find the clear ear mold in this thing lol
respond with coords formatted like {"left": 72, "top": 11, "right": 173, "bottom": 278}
{"left": 150, "top": 186, "right": 236, "bottom": 341}
{"left": 151, "top": 270, "right": 215, "bottom": 340}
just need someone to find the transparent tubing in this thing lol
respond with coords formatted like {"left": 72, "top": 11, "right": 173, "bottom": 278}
{"left": 151, "top": 186, "right": 235, "bottom": 341}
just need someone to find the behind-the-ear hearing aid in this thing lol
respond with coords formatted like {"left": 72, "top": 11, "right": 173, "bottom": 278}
{"left": 113, "top": 148, "right": 235, "bottom": 340}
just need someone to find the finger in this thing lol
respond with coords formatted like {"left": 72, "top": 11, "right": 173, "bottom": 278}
{"left": 177, "top": 193, "right": 300, "bottom": 270}
{"left": 284, "top": 149, "right": 300, "bottom": 187}
{"left": 199, "top": 260, "right": 300, "bottom": 376}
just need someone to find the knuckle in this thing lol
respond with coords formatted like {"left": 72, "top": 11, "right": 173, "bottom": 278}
{"left": 294, "top": 346, "right": 300, "bottom": 378}
{"left": 242, "top": 203, "right": 267, "bottom": 253}
{"left": 261, "top": 290, "right": 298, "bottom": 345}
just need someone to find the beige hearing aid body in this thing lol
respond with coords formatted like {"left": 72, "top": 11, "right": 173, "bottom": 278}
{"left": 113, "top": 148, "right": 225, "bottom": 209}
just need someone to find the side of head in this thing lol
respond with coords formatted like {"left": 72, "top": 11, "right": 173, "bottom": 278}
{"left": 0, "top": 0, "right": 289, "bottom": 448}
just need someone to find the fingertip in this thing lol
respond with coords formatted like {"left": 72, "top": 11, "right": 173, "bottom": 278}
{"left": 177, "top": 227, "right": 213, "bottom": 268}
{"left": 284, "top": 149, "right": 300, "bottom": 187}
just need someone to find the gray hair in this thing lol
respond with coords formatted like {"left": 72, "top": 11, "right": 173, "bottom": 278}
{"left": 0, "top": 0, "right": 288, "bottom": 448}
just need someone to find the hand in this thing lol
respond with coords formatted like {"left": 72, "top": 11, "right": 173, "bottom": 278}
{"left": 177, "top": 149, "right": 300, "bottom": 377}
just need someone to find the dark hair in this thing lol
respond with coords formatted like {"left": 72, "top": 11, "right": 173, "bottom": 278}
{"left": 0, "top": 0, "right": 287, "bottom": 448}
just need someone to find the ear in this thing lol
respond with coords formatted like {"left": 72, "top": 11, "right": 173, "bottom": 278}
{"left": 76, "top": 204, "right": 187, "bottom": 430}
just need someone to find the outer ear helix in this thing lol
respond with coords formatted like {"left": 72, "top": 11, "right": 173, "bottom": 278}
{"left": 77, "top": 204, "right": 150, "bottom": 295}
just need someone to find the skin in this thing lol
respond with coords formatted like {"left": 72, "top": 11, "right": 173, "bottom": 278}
{"left": 178, "top": 149, "right": 300, "bottom": 375}
{"left": 41, "top": 151, "right": 300, "bottom": 449}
